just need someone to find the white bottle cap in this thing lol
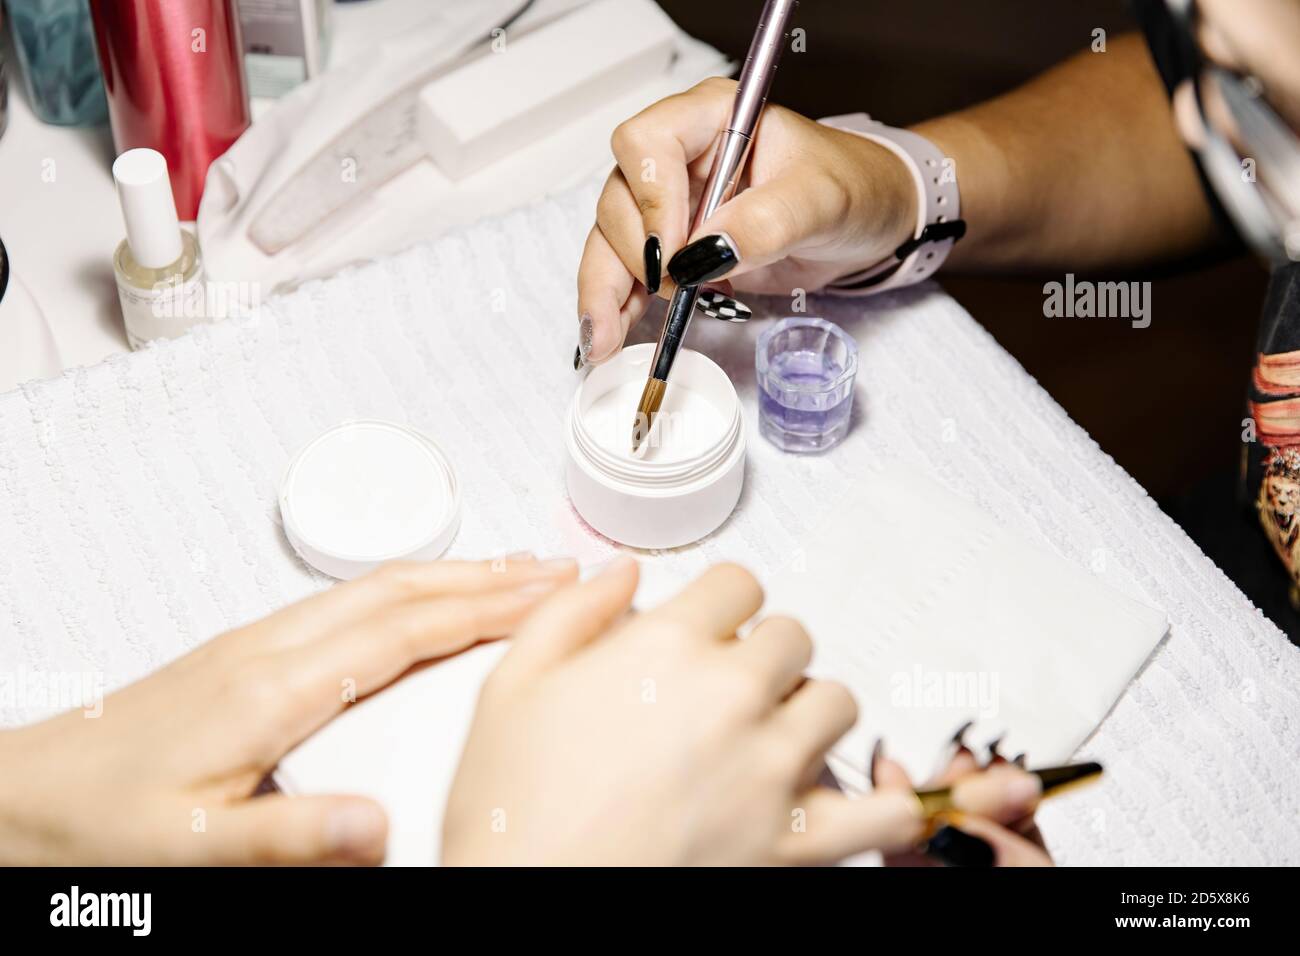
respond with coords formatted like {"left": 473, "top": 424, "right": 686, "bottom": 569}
{"left": 112, "top": 148, "right": 183, "bottom": 269}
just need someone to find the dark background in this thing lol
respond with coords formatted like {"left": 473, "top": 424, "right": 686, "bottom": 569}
{"left": 658, "top": 0, "right": 1294, "bottom": 634}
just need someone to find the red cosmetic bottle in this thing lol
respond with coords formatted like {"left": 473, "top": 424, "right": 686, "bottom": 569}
{"left": 90, "top": 0, "right": 250, "bottom": 220}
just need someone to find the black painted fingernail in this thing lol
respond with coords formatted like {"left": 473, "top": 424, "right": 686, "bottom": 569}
{"left": 950, "top": 720, "right": 974, "bottom": 754}
{"left": 668, "top": 233, "right": 739, "bottom": 287}
{"left": 1013, "top": 752, "right": 1027, "bottom": 768}
{"left": 869, "top": 738, "right": 883, "bottom": 788}
{"left": 696, "top": 289, "right": 751, "bottom": 322}
{"left": 925, "top": 825, "right": 995, "bottom": 867}
{"left": 643, "top": 235, "right": 662, "bottom": 295}
{"left": 573, "top": 345, "right": 583, "bottom": 370}
{"left": 986, "top": 734, "right": 1006, "bottom": 765}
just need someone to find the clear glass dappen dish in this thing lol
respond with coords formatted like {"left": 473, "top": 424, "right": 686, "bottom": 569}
{"left": 756, "top": 317, "right": 858, "bottom": 453}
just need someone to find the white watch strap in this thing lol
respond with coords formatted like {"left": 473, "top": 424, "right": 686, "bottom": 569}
{"left": 818, "top": 113, "right": 963, "bottom": 295}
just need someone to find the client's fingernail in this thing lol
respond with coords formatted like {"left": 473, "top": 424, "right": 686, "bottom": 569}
{"left": 601, "top": 554, "right": 637, "bottom": 577}
{"left": 643, "top": 235, "right": 662, "bottom": 295}
{"left": 576, "top": 313, "right": 594, "bottom": 368}
{"left": 925, "top": 825, "right": 995, "bottom": 867}
{"left": 516, "top": 580, "right": 563, "bottom": 598}
{"left": 869, "top": 738, "right": 884, "bottom": 788}
{"left": 1012, "top": 752, "right": 1027, "bottom": 768}
{"left": 986, "top": 734, "right": 1007, "bottom": 766}
{"left": 696, "top": 290, "right": 752, "bottom": 322}
{"left": 668, "top": 233, "right": 739, "bottom": 287}
{"left": 327, "top": 802, "right": 387, "bottom": 858}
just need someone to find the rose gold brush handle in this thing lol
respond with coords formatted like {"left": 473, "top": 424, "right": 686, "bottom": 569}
{"left": 646, "top": 0, "right": 800, "bottom": 387}
{"left": 690, "top": 0, "right": 799, "bottom": 233}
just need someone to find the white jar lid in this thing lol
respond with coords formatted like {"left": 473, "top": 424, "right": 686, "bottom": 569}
{"left": 279, "top": 420, "right": 461, "bottom": 580}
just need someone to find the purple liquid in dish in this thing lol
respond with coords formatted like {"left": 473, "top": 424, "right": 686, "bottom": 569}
{"left": 755, "top": 318, "right": 858, "bottom": 453}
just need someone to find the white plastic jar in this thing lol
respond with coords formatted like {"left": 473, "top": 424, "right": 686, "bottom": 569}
{"left": 565, "top": 343, "right": 745, "bottom": 549}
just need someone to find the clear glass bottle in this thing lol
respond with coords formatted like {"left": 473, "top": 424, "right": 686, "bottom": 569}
{"left": 113, "top": 230, "right": 205, "bottom": 349}
{"left": 111, "top": 148, "right": 207, "bottom": 349}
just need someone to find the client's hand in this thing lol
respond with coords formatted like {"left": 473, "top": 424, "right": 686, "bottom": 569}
{"left": 443, "top": 558, "right": 1032, "bottom": 866}
{"left": 577, "top": 77, "right": 918, "bottom": 364}
{"left": 0, "top": 557, "right": 578, "bottom": 865}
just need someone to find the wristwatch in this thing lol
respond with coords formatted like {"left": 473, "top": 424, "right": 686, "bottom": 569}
{"left": 819, "top": 113, "right": 966, "bottom": 295}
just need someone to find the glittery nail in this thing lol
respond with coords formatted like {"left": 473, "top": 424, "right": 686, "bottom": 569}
{"left": 576, "top": 313, "right": 594, "bottom": 368}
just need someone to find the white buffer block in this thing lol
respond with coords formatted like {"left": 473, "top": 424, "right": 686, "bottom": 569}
{"left": 417, "top": 0, "right": 678, "bottom": 180}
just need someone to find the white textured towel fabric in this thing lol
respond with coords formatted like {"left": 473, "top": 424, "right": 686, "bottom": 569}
{"left": 1, "top": 181, "right": 1297, "bottom": 866}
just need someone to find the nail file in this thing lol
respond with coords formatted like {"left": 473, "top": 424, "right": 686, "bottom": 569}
{"left": 249, "top": 89, "right": 427, "bottom": 255}
{"left": 248, "top": 1, "right": 536, "bottom": 255}
{"left": 416, "top": 0, "right": 678, "bottom": 181}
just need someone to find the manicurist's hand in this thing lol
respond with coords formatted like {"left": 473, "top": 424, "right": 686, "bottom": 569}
{"left": 875, "top": 740, "right": 1054, "bottom": 867}
{"left": 0, "top": 557, "right": 577, "bottom": 865}
{"left": 442, "top": 557, "right": 1038, "bottom": 866}
{"left": 577, "top": 77, "right": 917, "bottom": 364}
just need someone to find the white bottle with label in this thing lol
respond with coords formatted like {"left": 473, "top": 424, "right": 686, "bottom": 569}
{"left": 111, "top": 148, "right": 206, "bottom": 349}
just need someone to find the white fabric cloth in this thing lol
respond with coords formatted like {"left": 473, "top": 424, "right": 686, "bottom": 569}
{"left": 196, "top": 0, "right": 730, "bottom": 298}
{"left": 1, "top": 181, "right": 1297, "bottom": 866}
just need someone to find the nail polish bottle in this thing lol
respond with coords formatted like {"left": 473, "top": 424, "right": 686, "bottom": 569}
{"left": 111, "top": 148, "right": 206, "bottom": 349}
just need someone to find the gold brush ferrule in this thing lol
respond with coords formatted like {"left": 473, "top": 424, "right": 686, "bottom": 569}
{"left": 915, "top": 788, "right": 957, "bottom": 818}
{"left": 911, "top": 760, "right": 1104, "bottom": 821}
